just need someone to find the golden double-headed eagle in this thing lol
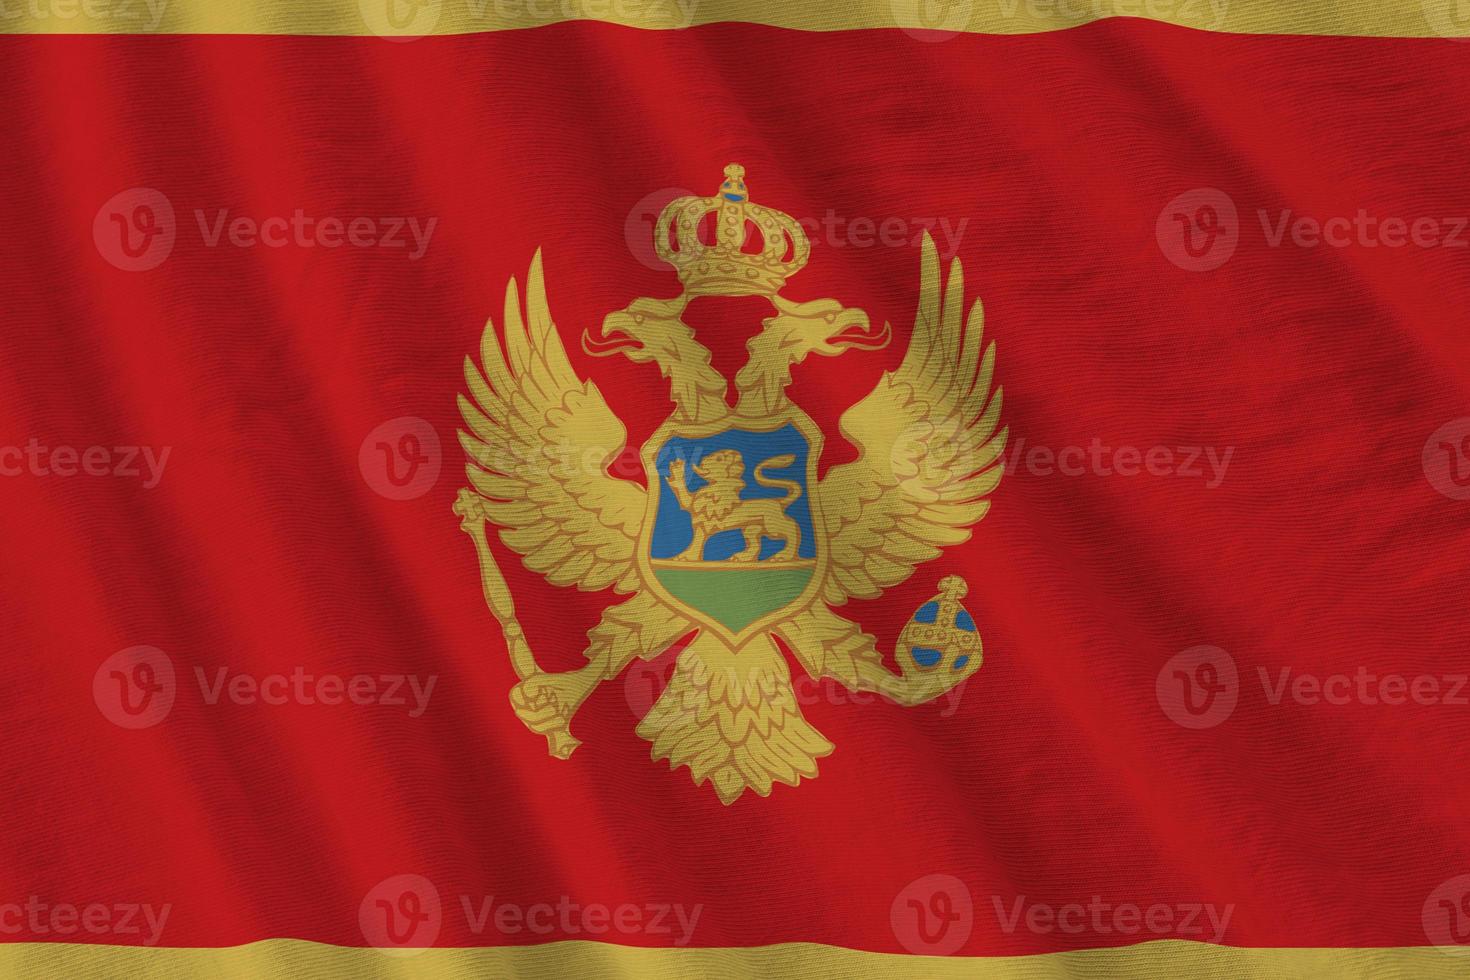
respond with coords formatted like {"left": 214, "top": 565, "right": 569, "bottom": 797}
{"left": 454, "top": 165, "right": 1006, "bottom": 803}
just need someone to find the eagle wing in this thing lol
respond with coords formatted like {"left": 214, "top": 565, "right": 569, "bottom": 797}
{"left": 457, "top": 250, "right": 644, "bottom": 594}
{"left": 818, "top": 233, "right": 1007, "bottom": 605}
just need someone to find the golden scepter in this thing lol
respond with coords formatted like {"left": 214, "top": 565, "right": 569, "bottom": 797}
{"left": 453, "top": 488, "right": 580, "bottom": 759}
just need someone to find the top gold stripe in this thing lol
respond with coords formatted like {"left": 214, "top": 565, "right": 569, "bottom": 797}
{"left": 2, "top": 0, "right": 1468, "bottom": 37}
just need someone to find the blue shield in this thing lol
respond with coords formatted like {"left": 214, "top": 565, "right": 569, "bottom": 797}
{"left": 645, "top": 423, "right": 819, "bottom": 639}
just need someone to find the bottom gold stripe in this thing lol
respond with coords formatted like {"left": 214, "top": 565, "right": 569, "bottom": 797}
{"left": 0, "top": 939, "right": 1465, "bottom": 979}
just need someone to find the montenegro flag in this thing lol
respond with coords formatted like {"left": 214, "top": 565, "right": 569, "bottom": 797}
{"left": 4, "top": 2, "right": 1470, "bottom": 976}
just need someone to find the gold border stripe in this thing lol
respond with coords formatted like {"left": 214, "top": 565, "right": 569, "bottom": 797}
{"left": 2, "top": 0, "right": 1468, "bottom": 37}
{"left": 1, "top": 939, "right": 1466, "bottom": 978}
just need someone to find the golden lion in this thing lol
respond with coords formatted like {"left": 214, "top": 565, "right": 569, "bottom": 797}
{"left": 667, "top": 449, "right": 803, "bottom": 562}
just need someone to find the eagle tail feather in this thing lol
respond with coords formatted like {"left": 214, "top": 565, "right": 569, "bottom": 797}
{"left": 637, "top": 631, "right": 832, "bottom": 804}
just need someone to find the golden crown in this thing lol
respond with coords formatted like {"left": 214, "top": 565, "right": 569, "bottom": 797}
{"left": 654, "top": 164, "right": 810, "bottom": 296}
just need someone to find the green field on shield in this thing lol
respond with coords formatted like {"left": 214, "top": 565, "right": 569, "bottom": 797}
{"left": 654, "top": 567, "right": 813, "bottom": 634}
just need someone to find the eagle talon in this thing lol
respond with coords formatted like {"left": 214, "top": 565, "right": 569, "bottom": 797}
{"left": 509, "top": 669, "right": 599, "bottom": 759}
